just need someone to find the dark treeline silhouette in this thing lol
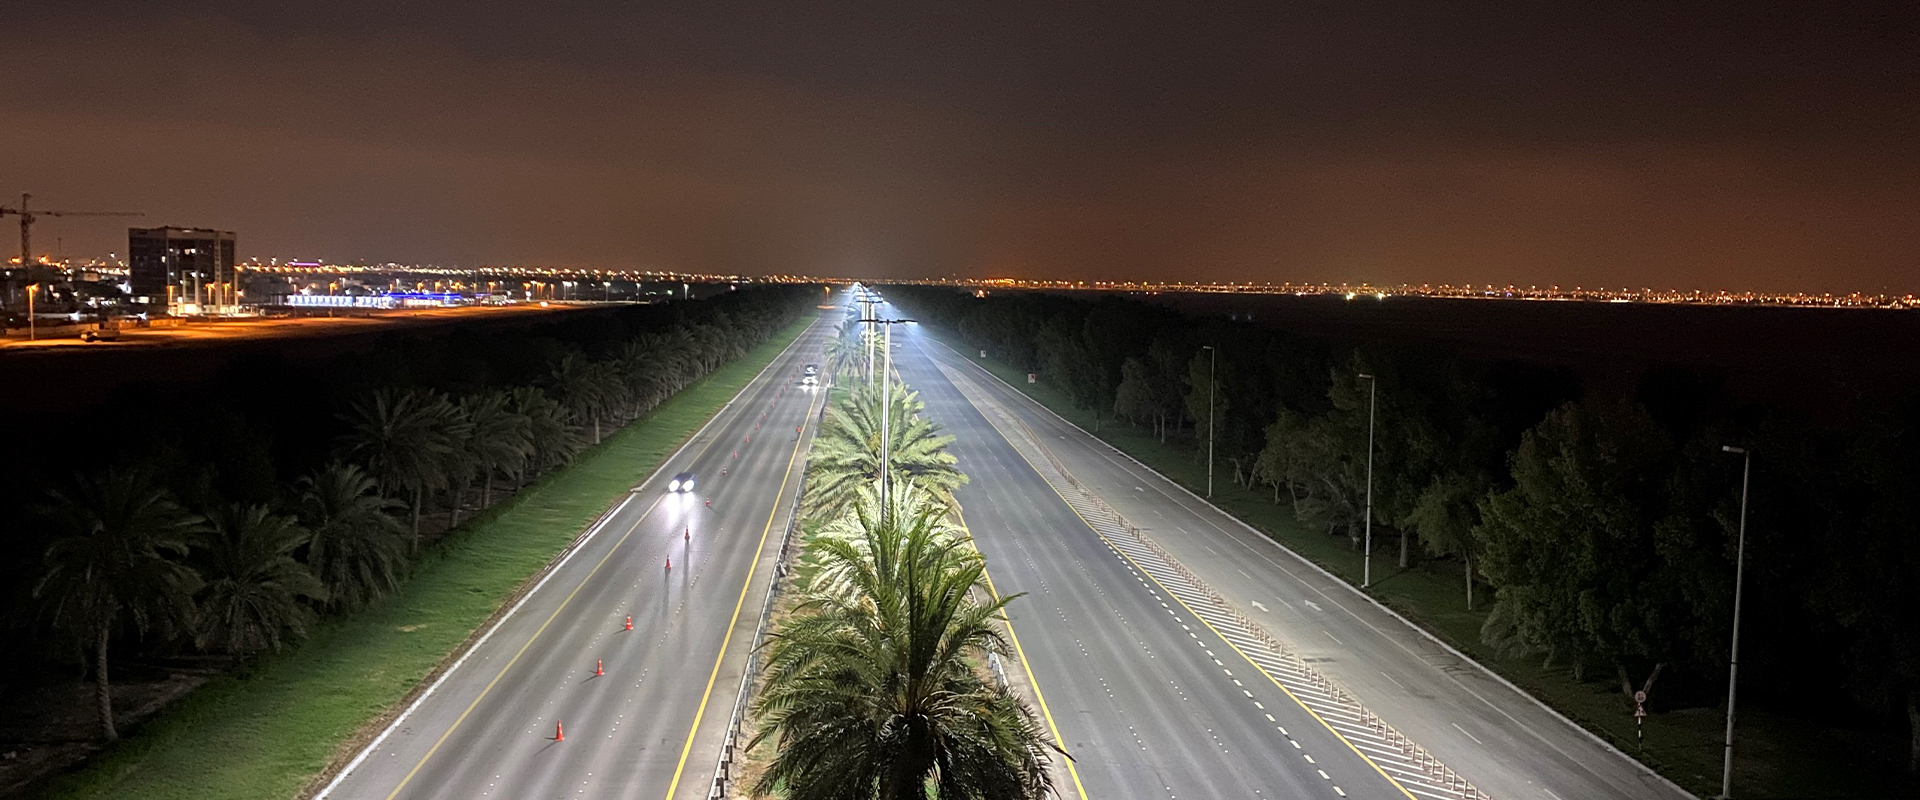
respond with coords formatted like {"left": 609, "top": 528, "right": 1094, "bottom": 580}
{"left": 888, "top": 285, "right": 1920, "bottom": 775}
{"left": 1, "top": 287, "right": 811, "bottom": 743}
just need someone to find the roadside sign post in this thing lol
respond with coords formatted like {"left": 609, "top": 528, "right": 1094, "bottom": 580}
{"left": 1634, "top": 690, "right": 1648, "bottom": 751}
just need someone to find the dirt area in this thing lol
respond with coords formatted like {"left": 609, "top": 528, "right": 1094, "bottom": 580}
{"left": 0, "top": 672, "right": 207, "bottom": 797}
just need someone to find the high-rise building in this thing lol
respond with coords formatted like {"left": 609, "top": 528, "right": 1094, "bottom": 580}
{"left": 129, "top": 226, "right": 236, "bottom": 313}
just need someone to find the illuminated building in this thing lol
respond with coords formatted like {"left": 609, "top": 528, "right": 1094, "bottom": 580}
{"left": 129, "top": 226, "right": 237, "bottom": 314}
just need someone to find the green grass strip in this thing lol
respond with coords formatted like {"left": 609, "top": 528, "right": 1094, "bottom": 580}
{"left": 34, "top": 316, "right": 816, "bottom": 800}
{"left": 924, "top": 326, "right": 1908, "bottom": 800}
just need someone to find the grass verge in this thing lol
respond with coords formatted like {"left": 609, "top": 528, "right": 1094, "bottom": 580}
{"left": 31, "top": 316, "right": 816, "bottom": 800}
{"left": 927, "top": 327, "right": 1910, "bottom": 800}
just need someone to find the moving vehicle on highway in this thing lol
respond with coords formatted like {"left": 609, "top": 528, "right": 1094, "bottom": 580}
{"left": 802, "top": 363, "right": 819, "bottom": 385}
{"left": 668, "top": 471, "right": 696, "bottom": 492}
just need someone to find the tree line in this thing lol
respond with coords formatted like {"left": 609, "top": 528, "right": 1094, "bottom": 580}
{"left": 888, "top": 285, "right": 1920, "bottom": 775}
{"left": 3, "top": 288, "right": 810, "bottom": 742}
{"left": 748, "top": 315, "right": 1055, "bottom": 799}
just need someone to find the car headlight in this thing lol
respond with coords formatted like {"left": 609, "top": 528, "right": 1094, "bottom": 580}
{"left": 669, "top": 480, "right": 681, "bottom": 491}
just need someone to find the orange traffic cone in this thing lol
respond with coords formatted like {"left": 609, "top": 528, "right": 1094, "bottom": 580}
{"left": 685, "top": 526, "right": 690, "bottom": 541}
{"left": 555, "top": 720, "right": 565, "bottom": 741}
{"left": 594, "top": 659, "right": 604, "bottom": 677}
{"left": 624, "top": 615, "right": 633, "bottom": 631}
{"left": 665, "top": 556, "right": 672, "bottom": 570}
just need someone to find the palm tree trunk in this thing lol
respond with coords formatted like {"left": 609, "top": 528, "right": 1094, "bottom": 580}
{"left": 483, "top": 472, "right": 494, "bottom": 508}
{"left": 410, "top": 485, "right": 423, "bottom": 552}
{"left": 1400, "top": 527, "right": 1411, "bottom": 568}
{"left": 1465, "top": 554, "right": 1474, "bottom": 610}
{"left": 95, "top": 623, "right": 117, "bottom": 742}
{"left": 451, "top": 480, "right": 466, "bottom": 528}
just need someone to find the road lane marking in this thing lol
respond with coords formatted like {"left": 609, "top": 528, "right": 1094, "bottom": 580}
{"left": 950, "top": 367, "right": 1417, "bottom": 799}
{"left": 361, "top": 318, "right": 822, "bottom": 800}
{"left": 923, "top": 336, "right": 1676, "bottom": 797}
{"left": 955, "top": 505, "right": 1092, "bottom": 800}
{"left": 381, "top": 493, "right": 666, "bottom": 800}
{"left": 661, "top": 381, "right": 822, "bottom": 800}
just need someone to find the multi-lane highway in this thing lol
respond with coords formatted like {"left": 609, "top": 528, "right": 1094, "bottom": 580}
{"left": 871, "top": 292, "right": 1694, "bottom": 800}
{"left": 317, "top": 310, "right": 830, "bottom": 800}
{"left": 874, "top": 314, "right": 1405, "bottom": 799}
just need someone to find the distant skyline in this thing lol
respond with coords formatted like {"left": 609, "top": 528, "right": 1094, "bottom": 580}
{"left": 6, "top": 2, "right": 1918, "bottom": 293}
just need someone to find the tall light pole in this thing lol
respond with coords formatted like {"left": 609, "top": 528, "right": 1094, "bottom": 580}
{"left": 1202, "top": 345, "right": 1216, "bottom": 498}
{"left": 1718, "top": 444, "right": 1752, "bottom": 799}
{"left": 26, "top": 283, "right": 39, "bottom": 341}
{"left": 861, "top": 315, "right": 914, "bottom": 517}
{"left": 1358, "top": 373, "right": 1377, "bottom": 587}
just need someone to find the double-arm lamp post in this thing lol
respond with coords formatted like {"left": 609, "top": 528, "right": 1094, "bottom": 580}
{"left": 860, "top": 312, "right": 915, "bottom": 517}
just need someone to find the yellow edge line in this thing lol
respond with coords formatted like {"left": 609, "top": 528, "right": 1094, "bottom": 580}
{"left": 383, "top": 492, "right": 664, "bottom": 800}
{"left": 661, "top": 376, "right": 824, "bottom": 799}
{"left": 384, "top": 321, "right": 815, "bottom": 800}
{"left": 971, "top": 394, "right": 1417, "bottom": 800}
{"left": 954, "top": 506, "right": 1092, "bottom": 800}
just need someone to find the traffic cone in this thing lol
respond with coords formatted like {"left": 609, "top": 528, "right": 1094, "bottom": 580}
{"left": 685, "top": 525, "right": 690, "bottom": 541}
{"left": 594, "top": 659, "right": 604, "bottom": 677}
{"left": 665, "top": 556, "right": 672, "bottom": 570}
{"left": 624, "top": 615, "right": 633, "bottom": 631}
{"left": 555, "top": 720, "right": 565, "bottom": 741}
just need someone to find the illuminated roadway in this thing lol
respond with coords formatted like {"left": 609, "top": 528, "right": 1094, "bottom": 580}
{"left": 868, "top": 298, "right": 1405, "bottom": 800}
{"left": 873, "top": 292, "right": 1693, "bottom": 800}
{"left": 317, "top": 309, "right": 830, "bottom": 800}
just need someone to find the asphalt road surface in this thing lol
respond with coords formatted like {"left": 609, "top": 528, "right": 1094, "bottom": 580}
{"left": 875, "top": 292, "right": 1693, "bottom": 800}
{"left": 873, "top": 312, "right": 1409, "bottom": 800}
{"left": 317, "top": 310, "right": 830, "bottom": 800}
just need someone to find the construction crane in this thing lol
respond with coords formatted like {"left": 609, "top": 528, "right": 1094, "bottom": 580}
{"left": 0, "top": 193, "right": 143, "bottom": 308}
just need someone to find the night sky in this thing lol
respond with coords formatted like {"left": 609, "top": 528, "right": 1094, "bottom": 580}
{"left": 7, "top": 2, "right": 1916, "bottom": 291}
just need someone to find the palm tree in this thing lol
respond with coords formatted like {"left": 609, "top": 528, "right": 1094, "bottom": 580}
{"left": 338, "top": 388, "right": 465, "bottom": 550}
{"left": 456, "top": 391, "right": 534, "bottom": 516}
{"left": 751, "top": 484, "right": 1055, "bottom": 800}
{"left": 297, "top": 463, "right": 409, "bottom": 611}
{"left": 824, "top": 323, "right": 861, "bottom": 384}
{"left": 506, "top": 386, "right": 584, "bottom": 477}
{"left": 548, "top": 353, "right": 624, "bottom": 444}
{"left": 804, "top": 381, "right": 967, "bottom": 520}
{"left": 33, "top": 466, "right": 203, "bottom": 741}
{"left": 195, "top": 504, "right": 327, "bottom": 655}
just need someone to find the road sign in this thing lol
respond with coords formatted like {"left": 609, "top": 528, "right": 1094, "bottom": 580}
{"left": 1634, "top": 690, "right": 1647, "bottom": 704}
{"left": 1027, "top": 373, "right": 1036, "bottom": 384}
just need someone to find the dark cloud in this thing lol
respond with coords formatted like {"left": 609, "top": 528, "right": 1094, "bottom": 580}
{"left": 5, "top": 1, "right": 1916, "bottom": 290}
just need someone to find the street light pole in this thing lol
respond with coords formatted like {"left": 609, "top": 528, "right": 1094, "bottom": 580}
{"left": 881, "top": 321, "right": 892, "bottom": 515}
{"left": 860, "top": 314, "right": 915, "bottom": 519}
{"left": 1203, "top": 345, "right": 1216, "bottom": 498}
{"left": 1358, "top": 373, "right": 1377, "bottom": 587}
{"left": 1718, "top": 444, "right": 1752, "bottom": 799}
